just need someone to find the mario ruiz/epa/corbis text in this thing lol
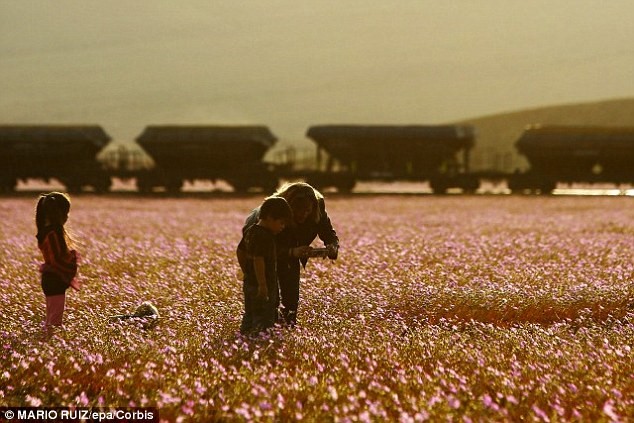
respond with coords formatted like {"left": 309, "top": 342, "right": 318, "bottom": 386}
{"left": 5, "top": 407, "right": 157, "bottom": 422}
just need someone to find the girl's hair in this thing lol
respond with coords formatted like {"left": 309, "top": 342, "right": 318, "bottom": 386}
{"left": 272, "top": 182, "right": 323, "bottom": 224}
{"left": 35, "top": 192, "right": 74, "bottom": 246}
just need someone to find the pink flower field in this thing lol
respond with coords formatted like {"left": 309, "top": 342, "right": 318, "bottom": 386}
{"left": 1, "top": 195, "right": 633, "bottom": 422}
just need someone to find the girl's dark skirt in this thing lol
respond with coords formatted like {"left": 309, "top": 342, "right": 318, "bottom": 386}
{"left": 41, "top": 272, "right": 69, "bottom": 297}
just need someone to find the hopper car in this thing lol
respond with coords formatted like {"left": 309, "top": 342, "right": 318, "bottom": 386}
{"left": 0, "top": 125, "right": 111, "bottom": 193}
{"left": 134, "top": 125, "right": 279, "bottom": 193}
{"left": 508, "top": 125, "right": 634, "bottom": 194}
{"left": 304, "top": 124, "right": 479, "bottom": 193}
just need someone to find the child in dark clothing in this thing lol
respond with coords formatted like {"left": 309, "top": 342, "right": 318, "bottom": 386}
{"left": 237, "top": 197, "right": 292, "bottom": 335}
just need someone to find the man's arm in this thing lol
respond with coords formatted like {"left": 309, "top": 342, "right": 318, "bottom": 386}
{"left": 316, "top": 200, "right": 339, "bottom": 259}
{"left": 316, "top": 200, "right": 338, "bottom": 246}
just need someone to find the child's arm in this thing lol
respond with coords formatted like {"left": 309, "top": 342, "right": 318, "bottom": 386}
{"left": 252, "top": 256, "right": 268, "bottom": 301}
{"left": 41, "top": 230, "right": 78, "bottom": 280}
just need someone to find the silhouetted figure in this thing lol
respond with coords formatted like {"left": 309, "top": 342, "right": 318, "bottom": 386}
{"left": 240, "top": 182, "right": 339, "bottom": 326}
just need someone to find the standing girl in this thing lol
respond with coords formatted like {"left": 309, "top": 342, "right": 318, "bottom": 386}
{"left": 35, "top": 192, "right": 80, "bottom": 332}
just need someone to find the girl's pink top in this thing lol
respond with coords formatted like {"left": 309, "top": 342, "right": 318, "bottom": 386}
{"left": 38, "top": 227, "right": 80, "bottom": 290}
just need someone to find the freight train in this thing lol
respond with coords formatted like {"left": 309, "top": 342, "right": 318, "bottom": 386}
{"left": 0, "top": 123, "right": 632, "bottom": 194}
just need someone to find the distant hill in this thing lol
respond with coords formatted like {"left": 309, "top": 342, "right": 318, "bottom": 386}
{"left": 458, "top": 97, "right": 634, "bottom": 172}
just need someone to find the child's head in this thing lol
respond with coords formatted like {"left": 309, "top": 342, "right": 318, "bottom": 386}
{"left": 259, "top": 196, "right": 293, "bottom": 234}
{"left": 35, "top": 192, "right": 71, "bottom": 232}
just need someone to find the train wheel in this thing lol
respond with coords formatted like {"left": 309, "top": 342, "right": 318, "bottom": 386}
{"left": 92, "top": 176, "right": 112, "bottom": 194}
{"left": 259, "top": 176, "right": 279, "bottom": 194}
{"left": 229, "top": 181, "right": 249, "bottom": 193}
{"left": 61, "top": 179, "right": 82, "bottom": 193}
{"left": 539, "top": 184, "right": 556, "bottom": 195}
{"left": 136, "top": 174, "right": 154, "bottom": 193}
{"left": 460, "top": 175, "right": 480, "bottom": 194}
{"left": 0, "top": 178, "right": 16, "bottom": 192}
{"left": 165, "top": 179, "right": 183, "bottom": 194}
{"left": 429, "top": 177, "right": 449, "bottom": 195}
{"left": 336, "top": 179, "right": 356, "bottom": 194}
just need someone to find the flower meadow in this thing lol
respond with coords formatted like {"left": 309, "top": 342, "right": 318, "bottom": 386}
{"left": 1, "top": 194, "right": 633, "bottom": 422}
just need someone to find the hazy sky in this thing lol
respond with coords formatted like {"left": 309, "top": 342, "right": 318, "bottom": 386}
{"left": 2, "top": 1, "right": 634, "bottom": 145}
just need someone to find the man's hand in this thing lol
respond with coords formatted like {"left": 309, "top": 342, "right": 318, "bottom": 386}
{"left": 290, "top": 246, "right": 313, "bottom": 259}
{"left": 326, "top": 244, "right": 339, "bottom": 260}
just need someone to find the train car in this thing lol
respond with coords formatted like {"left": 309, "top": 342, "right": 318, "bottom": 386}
{"left": 508, "top": 125, "right": 634, "bottom": 193}
{"left": 0, "top": 125, "right": 112, "bottom": 192}
{"left": 134, "top": 125, "right": 279, "bottom": 193}
{"left": 305, "top": 124, "right": 479, "bottom": 193}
